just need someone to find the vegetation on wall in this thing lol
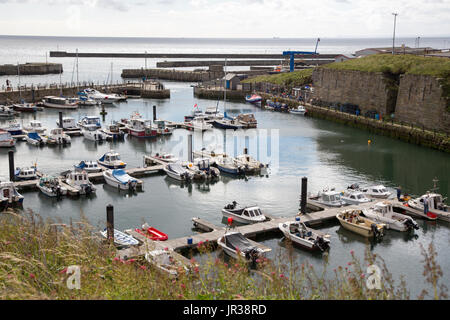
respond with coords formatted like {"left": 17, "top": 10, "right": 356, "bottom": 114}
{"left": 242, "top": 68, "right": 313, "bottom": 87}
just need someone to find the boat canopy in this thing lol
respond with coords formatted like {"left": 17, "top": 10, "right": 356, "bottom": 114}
{"left": 112, "top": 169, "right": 135, "bottom": 184}
{"left": 168, "top": 163, "right": 186, "bottom": 174}
{"left": 27, "top": 132, "right": 41, "bottom": 140}
{"left": 224, "top": 233, "right": 255, "bottom": 253}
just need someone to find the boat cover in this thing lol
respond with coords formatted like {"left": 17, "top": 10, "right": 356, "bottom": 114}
{"left": 75, "top": 161, "right": 87, "bottom": 169}
{"left": 167, "top": 163, "right": 186, "bottom": 175}
{"left": 112, "top": 169, "right": 135, "bottom": 184}
{"left": 27, "top": 132, "right": 41, "bottom": 140}
{"left": 224, "top": 233, "right": 254, "bottom": 253}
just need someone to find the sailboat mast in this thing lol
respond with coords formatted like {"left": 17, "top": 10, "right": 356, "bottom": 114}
{"left": 224, "top": 58, "right": 227, "bottom": 112}
{"left": 59, "top": 63, "right": 62, "bottom": 96}
{"left": 76, "top": 48, "right": 79, "bottom": 91}
{"left": 17, "top": 62, "right": 21, "bottom": 98}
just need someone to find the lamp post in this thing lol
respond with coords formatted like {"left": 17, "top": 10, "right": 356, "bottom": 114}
{"left": 392, "top": 13, "right": 398, "bottom": 55}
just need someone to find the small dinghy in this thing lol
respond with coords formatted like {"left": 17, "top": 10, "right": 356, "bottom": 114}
{"left": 289, "top": 105, "right": 307, "bottom": 115}
{"left": 0, "top": 180, "right": 24, "bottom": 210}
{"left": 74, "top": 160, "right": 102, "bottom": 173}
{"left": 341, "top": 190, "right": 372, "bottom": 205}
{"left": 98, "top": 150, "right": 126, "bottom": 169}
{"left": 222, "top": 201, "right": 266, "bottom": 224}
{"left": 245, "top": 94, "right": 262, "bottom": 104}
{"left": 217, "top": 231, "right": 265, "bottom": 263}
{"left": 100, "top": 229, "right": 139, "bottom": 247}
{"left": 363, "top": 202, "right": 419, "bottom": 232}
{"left": 25, "top": 132, "right": 45, "bottom": 146}
{"left": 145, "top": 249, "right": 189, "bottom": 278}
{"left": 163, "top": 163, "right": 193, "bottom": 182}
{"left": 36, "top": 176, "right": 67, "bottom": 198}
{"left": 14, "top": 166, "right": 37, "bottom": 180}
{"left": 64, "top": 170, "right": 96, "bottom": 195}
{"left": 103, "top": 169, "right": 138, "bottom": 191}
{"left": 337, "top": 209, "right": 386, "bottom": 240}
{"left": 135, "top": 223, "right": 168, "bottom": 241}
{"left": 279, "top": 218, "right": 330, "bottom": 251}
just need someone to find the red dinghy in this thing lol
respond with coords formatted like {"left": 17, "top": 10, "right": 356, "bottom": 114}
{"left": 136, "top": 224, "right": 168, "bottom": 241}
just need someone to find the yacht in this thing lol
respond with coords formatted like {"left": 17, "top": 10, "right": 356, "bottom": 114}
{"left": 42, "top": 96, "right": 78, "bottom": 109}
{"left": 82, "top": 127, "right": 106, "bottom": 142}
{"left": 78, "top": 116, "right": 101, "bottom": 130}
{"left": 341, "top": 190, "right": 372, "bottom": 205}
{"left": 98, "top": 151, "right": 126, "bottom": 169}
{"left": 82, "top": 88, "right": 123, "bottom": 104}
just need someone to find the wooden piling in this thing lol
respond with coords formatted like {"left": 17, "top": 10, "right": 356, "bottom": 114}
{"left": 106, "top": 205, "right": 114, "bottom": 244}
{"left": 153, "top": 105, "right": 156, "bottom": 121}
{"left": 58, "top": 112, "right": 63, "bottom": 129}
{"left": 300, "top": 177, "right": 307, "bottom": 214}
{"left": 8, "top": 150, "right": 15, "bottom": 182}
{"left": 188, "top": 134, "right": 193, "bottom": 162}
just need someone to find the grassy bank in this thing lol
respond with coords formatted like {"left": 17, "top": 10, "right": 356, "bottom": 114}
{"left": 242, "top": 69, "right": 313, "bottom": 87}
{"left": 0, "top": 209, "right": 447, "bottom": 300}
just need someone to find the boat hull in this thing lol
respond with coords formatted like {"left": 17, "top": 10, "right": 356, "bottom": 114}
{"left": 221, "top": 209, "right": 265, "bottom": 224}
{"left": 43, "top": 102, "right": 78, "bottom": 109}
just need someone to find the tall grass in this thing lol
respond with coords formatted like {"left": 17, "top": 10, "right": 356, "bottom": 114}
{"left": 0, "top": 209, "right": 447, "bottom": 300}
{"left": 242, "top": 69, "right": 313, "bottom": 87}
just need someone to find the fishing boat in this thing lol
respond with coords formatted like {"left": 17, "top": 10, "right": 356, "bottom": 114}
{"left": 56, "top": 117, "right": 78, "bottom": 130}
{"left": 36, "top": 176, "right": 67, "bottom": 198}
{"left": 12, "top": 103, "right": 42, "bottom": 112}
{"left": 78, "top": 116, "right": 101, "bottom": 130}
{"left": 82, "top": 127, "right": 106, "bottom": 142}
{"left": 0, "top": 129, "right": 15, "bottom": 147}
{"left": 74, "top": 160, "right": 102, "bottom": 173}
{"left": 222, "top": 201, "right": 266, "bottom": 224}
{"left": 359, "top": 185, "right": 391, "bottom": 199}
{"left": 23, "top": 120, "right": 47, "bottom": 134}
{"left": 1, "top": 120, "right": 23, "bottom": 136}
{"left": 0, "top": 105, "right": 19, "bottom": 119}
{"left": 234, "top": 154, "right": 268, "bottom": 174}
{"left": 127, "top": 118, "right": 158, "bottom": 138}
{"left": 163, "top": 163, "right": 193, "bottom": 182}
{"left": 44, "top": 128, "right": 71, "bottom": 145}
{"left": 341, "top": 190, "right": 372, "bottom": 205}
{"left": 186, "top": 118, "right": 213, "bottom": 131}
{"left": 98, "top": 151, "right": 126, "bottom": 169}
{"left": 82, "top": 88, "right": 122, "bottom": 104}
{"left": 309, "top": 189, "right": 346, "bottom": 207}
{"left": 153, "top": 119, "right": 173, "bottom": 135}
{"left": 279, "top": 218, "right": 330, "bottom": 251}
{"left": 42, "top": 96, "right": 78, "bottom": 109}
{"left": 193, "top": 158, "right": 220, "bottom": 179}
{"left": 0, "top": 180, "right": 24, "bottom": 210}
{"left": 217, "top": 231, "right": 265, "bottom": 263}
{"left": 64, "top": 170, "right": 96, "bottom": 195}
{"left": 100, "top": 123, "right": 125, "bottom": 140}
{"left": 14, "top": 166, "right": 37, "bottom": 180}
{"left": 100, "top": 228, "right": 139, "bottom": 246}
{"left": 184, "top": 104, "right": 204, "bottom": 122}
{"left": 153, "top": 153, "right": 179, "bottom": 163}
{"left": 236, "top": 113, "right": 257, "bottom": 128}
{"left": 212, "top": 118, "right": 243, "bottom": 130}
{"left": 25, "top": 132, "right": 45, "bottom": 146}
{"left": 245, "top": 94, "right": 262, "bottom": 104}
{"left": 144, "top": 249, "right": 189, "bottom": 278}
{"left": 408, "top": 193, "right": 450, "bottom": 222}
{"left": 289, "top": 105, "right": 307, "bottom": 115}
{"left": 363, "top": 202, "right": 419, "bottom": 231}
{"left": 215, "top": 155, "right": 245, "bottom": 175}
{"left": 103, "top": 169, "right": 138, "bottom": 191}
{"left": 337, "top": 209, "right": 385, "bottom": 240}
{"left": 135, "top": 223, "right": 168, "bottom": 241}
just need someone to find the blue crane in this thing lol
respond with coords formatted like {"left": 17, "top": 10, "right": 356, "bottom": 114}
{"left": 283, "top": 38, "right": 320, "bottom": 72}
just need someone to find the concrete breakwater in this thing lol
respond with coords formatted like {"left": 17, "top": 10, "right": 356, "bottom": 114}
{"left": 121, "top": 68, "right": 223, "bottom": 82}
{"left": 0, "top": 63, "right": 62, "bottom": 76}
{"left": 193, "top": 86, "right": 246, "bottom": 100}
{"left": 156, "top": 60, "right": 284, "bottom": 68}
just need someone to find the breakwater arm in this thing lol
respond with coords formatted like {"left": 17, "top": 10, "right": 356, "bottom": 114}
{"left": 0, "top": 63, "right": 62, "bottom": 76}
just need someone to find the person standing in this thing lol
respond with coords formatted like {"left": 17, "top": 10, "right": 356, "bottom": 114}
{"left": 423, "top": 196, "right": 429, "bottom": 215}
{"left": 396, "top": 186, "right": 402, "bottom": 201}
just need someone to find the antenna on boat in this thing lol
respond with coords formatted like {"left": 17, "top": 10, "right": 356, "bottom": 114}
{"left": 431, "top": 177, "right": 439, "bottom": 193}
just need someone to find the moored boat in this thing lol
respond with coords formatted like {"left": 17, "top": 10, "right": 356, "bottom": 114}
{"left": 44, "top": 128, "right": 71, "bottom": 145}
{"left": 82, "top": 127, "right": 106, "bottom": 142}
{"left": 1, "top": 120, "right": 23, "bottom": 136}
{"left": 135, "top": 223, "right": 168, "bottom": 241}
{"left": 309, "top": 189, "right": 346, "bottom": 207}
{"left": 245, "top": 94, "right": 262, "bottom": 104}
{"left": 100, "top": 228, "right": 139, "bottom": 246}
{"left": 64, "top": 170, "right": 96, "bottom": 195}
{"left": 363, "top": 202, "right": 419, "bottom": 232}
{"left": 0, "top": 105, "right": 19, "bottom": 119}
{"left": 278, "top": 218, "right": 330, "bottom": 251}
{"left": 217, "top": 231, "right": 265, "bottom": 263}
{"left": 56, "top": 117, "right": 78, "bottom": 130}
{"left": 25, "top": 132, "right": 45, "bottom": 146}
{"left": 36, "top": 176, "right": 67, "bottom": 198}
{"left": 222, "top": 201, "right": 266, "bottom": 224}
{"left": 289, "top": 105, "right": 307, "bottom": 115}
{"left": 103, "top": 169, "right": 138, "bottom": 191}
{"left": 0, "top": 129, "right": 15, "bottom": 147}
{"left": 98, "top": 151, "right": 126, "bottom": 169}
{"left": 14, "top": 166, "right": 37, "bottom": 180}
{"left": 12, "top": 102, "right": 42, "bottom": 112}
{"left": 337, "top": 209, "right": 386, "bottom": 240}
{"left": 127, "top": 118, "right": 158, "bottom": 138}
{"left": 341, "top": 190, "right": 372, "bottom": 205}
{"left": 359, "top": 185, "right": 392, "bottom": 199}
{"left": 74, "top": 160, "right": 102, "bottom": 173}
{"left": 23, "top": 120, "right": 47, "bottom": 134}
{"left": 100, "top": 123, "right": 125, "bottom": 140}
{"left": 144, "top": 249, "right": 189, "bottom": 278}
{"left": 42, "top": 96, "right": 78, "bottom": 109}
{"left": 0, "top": 180, "right": 24, "bottom": 210}
{"left": 408, "top": 193, "right": 450, "bottom": 222}
{"left": 215, "top": 155, "right": 245, "bottom": 175}
{"left": 163, "top": 163, "right": 193, "bottom": 182}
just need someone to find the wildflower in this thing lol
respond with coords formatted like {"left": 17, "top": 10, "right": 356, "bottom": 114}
{"left": 347, "top": 262, "right": 352, "bottom": 266}
{"left": 29, "top": 273, "right": 36, "bottom": 279}
{"left": 178, "top": 294, "right": 184, "bottom": 299}
{"left": 113, "top": 257, "right": 120, "bottom": 262}
{"left": 215, "top": 258, "right": 220, "bottom": 265}
{"left": 190, "top": 257, "right": 196, "bottom": 264}
{"left": 128, "top": 258, "right": 136, "bottom": 263}
{"left": 255, "top": 259, "right": 261, "bottom": 263}
{"left": 360, "top": 273, "right": 365, "bottom": 279}
{"left": 224, "top": 263, "right": 228, "bottom": 267}
{"left": 234, "top": 263, "right": 239, "bottom": 268}
{"left": 280, "top": 274, "right": 285, "bottom": 278}
{"left": 194, "top": 267, "right": 199, "bottom": 273}
{"left": 59, "top": 268, "right": 68, "bottom": 274}
{"left": 140, "top": 265, "right": 147, "bottom": 270}
{"left": 164, "top": 247, "right": 169, "bottom": 251}
{"left": 350, "top": 250, "right": 354, "bottom": 255}
{"left": 197, "top": 241, "right": 203, "bottom": 248}
{"left": 181, "top": 283, "right": 186, "bottom": 289}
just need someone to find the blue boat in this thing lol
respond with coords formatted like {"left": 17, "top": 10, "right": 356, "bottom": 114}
{"left": 215, "top": 156, "right": 245, "bottom": 175}
{"left": 103, "top": 169, "right": 138, "bottom": 190}
{"left": 25, "top": 132, "right": 45, "bottom": 146}
{"left": 98, "top": 151, "right": 126, "bottom": 169}
{"left": 212, "top": 119, "right": 243, "bottom": 130}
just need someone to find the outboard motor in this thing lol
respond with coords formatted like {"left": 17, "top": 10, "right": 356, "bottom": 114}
{"left": 404, "top": 218, "right": 419, "bottom": 231}
{"left": 314, "top": 237, "right": 328, "bottom": 252}
{"left": 129, "top": 181, "right": 136, "bottom": 192}
{"left": 245, "top": 248, "right": 260, "bottom": 265}
{"left": 371, "top": 223, "right": 383, "bottom": 240}
{"left": 56, "top": 186, "right": 62, "bottom": 200}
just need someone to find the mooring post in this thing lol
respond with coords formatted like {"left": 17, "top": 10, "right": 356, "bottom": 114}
{"left": 243, "top": 147, "right": 248, "bottom": 155}
{"left": 153, "top": 105, "right": 157, "bottom": 121}
{"left": 300, "top": 176, "right": 307, "bottom": 214}
{"left": 58, "top": 111, "right": 63, "bottom": 129}
{"left": 106, "top": 204, "right": 114, "bottom": 244}
{"left": 8, "top": 150, "right": 15, "bottom": 182}
{"left": 188, "top": 134, "right": 193, "bottom": 162}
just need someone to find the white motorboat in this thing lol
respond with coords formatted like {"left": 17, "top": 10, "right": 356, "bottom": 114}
{"left": 1, "top": 120, "right": 23, "bottom": 136}
{"left": 78, "top": 116, "right": 101, "bottom": 130}
{"left": 341, "top": 190, "right": 372, "bottom": 205}
{"left": 23, "top": 120, "right": 47, "bottom": 134}
{"left": 222, "top": 201, "right": 266, "bottom": 224}
{"left": 408, "top": 193, "right": 450, "bottom": 222}
{"left": 0, "top": 180, "right": 24, "bottom": 210}
{"left": 82, "top": 88, "right": 122, "bottom": 104}
{"left": 215, "top": 155, "right": 245, "bottom": 175}
{"left": 25, "top": 132, "right": 45, "bottom": 146}
{"left": 42, "top": 96, "right": 78, "bottom": 109}
{"left": 56, "top": 117, "right": 78, "bottom": 130}
{"left": 77, "top": 96, "right": 99, "bottom": 106}
{"left": 100, "top": 228, "right": 139, "bottom": 246}
{"left": 144, "top": 249, "right": 190, "bottom": 279}
{"left": 363, "top": 202, "right": 419, "bottom": 232}
{"left": 98, "top": 150, "right": 126, "bottom": 169}
{"left": 279, "top": 218, "right": 330, "bottom": 251}
{"left": 44, "top": 128, "right": 71, "bottom": 145}
{"left": 186, "top": 118, "right": 213, "bottom": 131}
{"left": 337, "top": 209, "right": 385, "bottom": 240}
{"left": 153, "top": 119, "right": 174, "bottom": 136}
{"left": 103, "top": 169, "right": 138, "bottom": 191}
{"left": 163, "top": 163, "right": 193, "bottom": 182}
{"left": 0, "top": 105, "right": 18, "bottom": 119}
{"left": 100, "top": 123, "right": 125, "bottom": 140}
{"left": 14, "top": 166, "right": 37, "bottom": 180}
{"left": 217, "top": 231, "right": 266, "bottom": 263}
{"left": 36, "top": 176, "right": 67, "bottom": 198}
{"left": 0, "top": 129, "right": 15, "bottom": 148}
{"left": 360, "top": 185, "right": 391, "bottom": 199}
{"left": 289, "top": 105, "right": 307, "bottom": 115}
{"left": 153, "top": 153, "right": 179, "bottom": 163}
{"left": 82, "top": 127, "right": 106, "bottom": 142}
{"left": 64, "top": 170, "right": 96, "bottom": 195}
{"left": 193, "top": 158, "right": 220, "bottom": 179}
{"left": 309, "top": 189, "right": 346, "bottom": 207}
{"left": 74, "top": 160, "right": 102, "bottom": 173}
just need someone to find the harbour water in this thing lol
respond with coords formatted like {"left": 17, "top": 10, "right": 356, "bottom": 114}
{"left": 0, "top": 36, "right": 449, "bottom": 297}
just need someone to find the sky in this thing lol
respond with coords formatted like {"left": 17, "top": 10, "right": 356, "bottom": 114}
{"left": 0, "top": 0, "right": 449, "bottom": 38}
